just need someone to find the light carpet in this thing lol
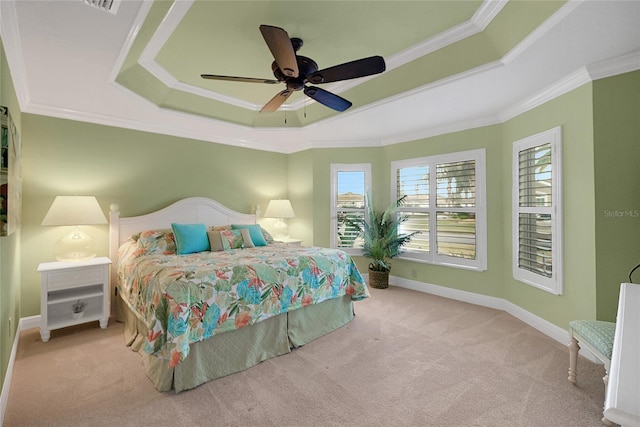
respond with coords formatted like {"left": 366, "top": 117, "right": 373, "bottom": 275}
{"left": 4, "top": 286, "right": 608, "bottom": 426}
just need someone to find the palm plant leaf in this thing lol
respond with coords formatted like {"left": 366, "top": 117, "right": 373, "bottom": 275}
{"left": 347, "top": 195, "right": 418, "bottom": 272}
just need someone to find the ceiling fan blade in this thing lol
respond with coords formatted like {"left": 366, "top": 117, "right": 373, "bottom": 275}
{"left": 306, "top": 56, "right": 386, "bottom": 84}
{"left": 304, "top": 86, "right": 352, "bottom": 112}
{"left": 259, "top": 25, "right": 299, "bottom": 78}
{"left": 260, "top": 89, "right": 293, "bottom": 113}
{"left": 201, "top": 74, "right": 279, "bottom": 84}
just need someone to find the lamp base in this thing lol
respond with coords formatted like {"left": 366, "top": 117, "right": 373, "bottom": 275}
{"left": 273, "top": 218, "right": 289, "bottom": 240}
{"left": 54, "top": 227, "right": 98, "bottom": 262}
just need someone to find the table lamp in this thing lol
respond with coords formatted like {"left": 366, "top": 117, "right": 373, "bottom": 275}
{"left": 41, "top": 196, "right": 108, "bottom": 262}
{"left": 263, "top": 199, "right": 295, "bottom": 238}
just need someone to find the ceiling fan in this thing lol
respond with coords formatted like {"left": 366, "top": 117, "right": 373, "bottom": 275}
{"left": 201, "top": 25, "right": 386, "bottom": 113}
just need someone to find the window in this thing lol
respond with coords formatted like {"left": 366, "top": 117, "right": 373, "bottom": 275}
{"left": 391, "top": 149, "right": 486, "bottom": 270}
{"left": 512, "top": 127, "right": 562, "bottom": 295}
{"left": 330, "top": 164, "right": 371, "bottom": 254}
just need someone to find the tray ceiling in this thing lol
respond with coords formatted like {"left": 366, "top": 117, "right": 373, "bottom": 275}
{"left": 2, "top": 0, "right": 640, "bottom": 152}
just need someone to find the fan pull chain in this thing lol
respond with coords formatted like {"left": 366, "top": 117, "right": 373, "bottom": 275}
{"left": 304, "top": 100, "right": 307, "bottom": 118}
{"left": 284, "top": 107, "right": 287, "bottom": 124}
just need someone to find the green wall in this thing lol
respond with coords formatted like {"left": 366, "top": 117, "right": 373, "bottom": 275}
{"left": 0, "top": 39, "right": 22, "bottom": 394}
{"left": 381, "top": 126, "right": 505, "bottom": 299}
{"left": 287, "top": 150, "right": 314, "bottom": 246}
{"left": 19, "top": 115, "right": 289, "bottom": 317}
{"left": 592, "top": 71, "right": 640, "bottom": 321}
{"left": 502, "top": 83, "right": 598, "bottom": 326}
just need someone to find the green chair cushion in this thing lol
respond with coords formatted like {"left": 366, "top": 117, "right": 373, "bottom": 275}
{"left": 569, "top": 320, "right": 616, "bottom": 360}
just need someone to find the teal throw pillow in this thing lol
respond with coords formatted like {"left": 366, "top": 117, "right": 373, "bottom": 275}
{"left": 231, "top": 224, "right": 267, "bottom": 246}
{"left": 171, "top": 223, "right": 210, "bottom": 254}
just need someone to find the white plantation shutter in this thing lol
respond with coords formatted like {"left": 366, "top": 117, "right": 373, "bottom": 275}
{"left": 513, "top": 127, "right": 563, "bottom": 294}
{"left": 518, "top": 144, "right": 552, "bottom": 277}
{"left": 436, "top": 160, "right": 476, "bottom": 208}
{"left": 397, "top": 165, "right": 430, "bottom": 253}
{"left": 518, "top": 213, "right": 552, "bottom": 277}
{"left": 436, "top": 160, "right": 477, "bottom": 260}
{"left": 391, "top": 149, "right": 486, "bottom": 270}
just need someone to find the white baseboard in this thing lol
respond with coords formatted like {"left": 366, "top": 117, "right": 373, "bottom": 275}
{"left": 388, "top": 275, "right": 601, "bottom": 364}
{"left": 0, "top": 315, "right": 40, "bottom": 425}
{"left": 19, "top": 315, "right": 40, "bottom": 331}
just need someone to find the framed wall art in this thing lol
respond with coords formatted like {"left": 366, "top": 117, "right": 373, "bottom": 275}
{"left": 1, "top": 105, "right": 22, "bottom": 236}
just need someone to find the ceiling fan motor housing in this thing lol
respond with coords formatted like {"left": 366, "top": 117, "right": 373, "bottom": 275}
{"left": 271, "top": 54, "right": 318, "bottom": 91}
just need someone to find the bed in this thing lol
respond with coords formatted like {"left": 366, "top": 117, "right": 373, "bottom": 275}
{"left": 109, "top": 197, "right": 369, "bottom": 392}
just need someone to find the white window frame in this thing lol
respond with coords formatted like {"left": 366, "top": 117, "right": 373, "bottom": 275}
{"left": 391, "top": 149, "right": 487, "bottom": 271}
{"left": 330, "top": 163, "right": 371, "bottom": 255}
{"left": 512, "top": 127, "right": 563, "bottom": 295}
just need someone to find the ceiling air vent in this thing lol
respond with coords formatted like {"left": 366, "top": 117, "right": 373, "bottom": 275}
{"left": 82, "top": 0, "right": 120, "bottom": 15}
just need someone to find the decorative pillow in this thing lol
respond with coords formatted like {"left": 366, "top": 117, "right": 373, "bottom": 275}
{"left": 261, "top": 227, "right": 274, "bottom": 244}
{"left": 207, "top": 230, "right": 225, "bottom": 252}
{"left": 239, "top": 229, "right": 255, "bottom": 248}
{"left": 171, "top": 223, "right": 210, "bottom": 255}
{"left": 220, "top": 229, "right": 245, "bottom": 250}
{"left": 137, "top": 228, "right": 176, "bottom": 255}
{"left": 231, "top": 224, "right": 268, "bottom": 246}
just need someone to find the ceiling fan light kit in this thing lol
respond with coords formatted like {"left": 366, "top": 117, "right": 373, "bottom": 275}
{"left": 201, "top": 25, "right": 386, "bottom": 113}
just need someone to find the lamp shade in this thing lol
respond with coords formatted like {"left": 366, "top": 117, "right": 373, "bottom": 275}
{"left": 263, "top": 199, "right": 295, "bottom": 219}
{"left": 41, "top": 196, "right": 107, "bottom": 226}
{"left": 41, "top": 196, "right": 107, "bottom": 262}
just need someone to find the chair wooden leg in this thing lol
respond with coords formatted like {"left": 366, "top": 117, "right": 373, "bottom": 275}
{"left": 601, "top": 374, "right": 613, "bottom": 426}
{"left": 568, "top": 336, "right": 579, "bottom": 384}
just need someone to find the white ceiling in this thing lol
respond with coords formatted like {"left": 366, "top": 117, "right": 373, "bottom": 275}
{"left": 1, "top": 0, "right": 639, "bottom": 154}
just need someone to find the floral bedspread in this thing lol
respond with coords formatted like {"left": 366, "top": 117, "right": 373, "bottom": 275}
{"left": 117, "top": 241, "right": 369, "bottom": 367}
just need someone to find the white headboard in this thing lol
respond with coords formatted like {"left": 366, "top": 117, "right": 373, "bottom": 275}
{"left": 108, "top": 197, "right": 257, "bottom": 303}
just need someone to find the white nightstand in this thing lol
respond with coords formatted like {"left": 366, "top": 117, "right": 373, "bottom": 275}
{"left": 274, "top": 237, "right": 303, "bottom": 246}
{"left": 38, "top": 257, "right": 111, "bottom": 342}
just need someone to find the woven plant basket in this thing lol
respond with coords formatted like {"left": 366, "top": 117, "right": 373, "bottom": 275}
{"left": 368, "top": 268, "right": 389, "bottom": 289}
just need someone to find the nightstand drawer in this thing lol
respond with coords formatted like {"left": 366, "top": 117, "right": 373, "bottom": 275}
{"left": 47, "top": 267, "right": 104, "bottom": 290}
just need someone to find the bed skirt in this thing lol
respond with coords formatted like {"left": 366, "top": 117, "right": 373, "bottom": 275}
{"left": 118, "top": 294, "right": 354, "bottom": 392}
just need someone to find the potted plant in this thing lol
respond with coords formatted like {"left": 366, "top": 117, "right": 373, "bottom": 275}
{"left": 350, "top": 196, "right": 417, "bottom": 289}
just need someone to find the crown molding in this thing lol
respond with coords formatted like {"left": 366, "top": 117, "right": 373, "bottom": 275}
{"left": 23, "top": 96, "right": 299, "bottom": 154}
{"left": 499, "top": 51, "right": 640, "bottom": 123}
{"left": 0, "top": 0, "right": 30, "bottom": 110}
{"left": 295, "top": 18, "right": 482, "bottom": 111}
{"left": 498, "top": 68, "right": 591, "bottom": 123}
{"left": 133, "top": 0, "right": 507, "bottom": 113}
{"left": 381, "top": 115, "right": 502, "bottom": 147}
{"left": 136, "top": 1, "right": 258, "bottom": 110}
{"left": 21, "top": 47, "right": 638, "bottom": 155}
{"left": 586, "top": 50, "right": 640, "bottom": 80}
{"left": 502, "top": 0, "right": 584, "bottom": 65}
{"left": 473, "top": 0, "right": 509, "bottom": 31}
{"left": 137, "top": 0, "right": 262, "bottom": 110}
{"left": 108, "top": 0, "right": 153, "bottom": 83}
